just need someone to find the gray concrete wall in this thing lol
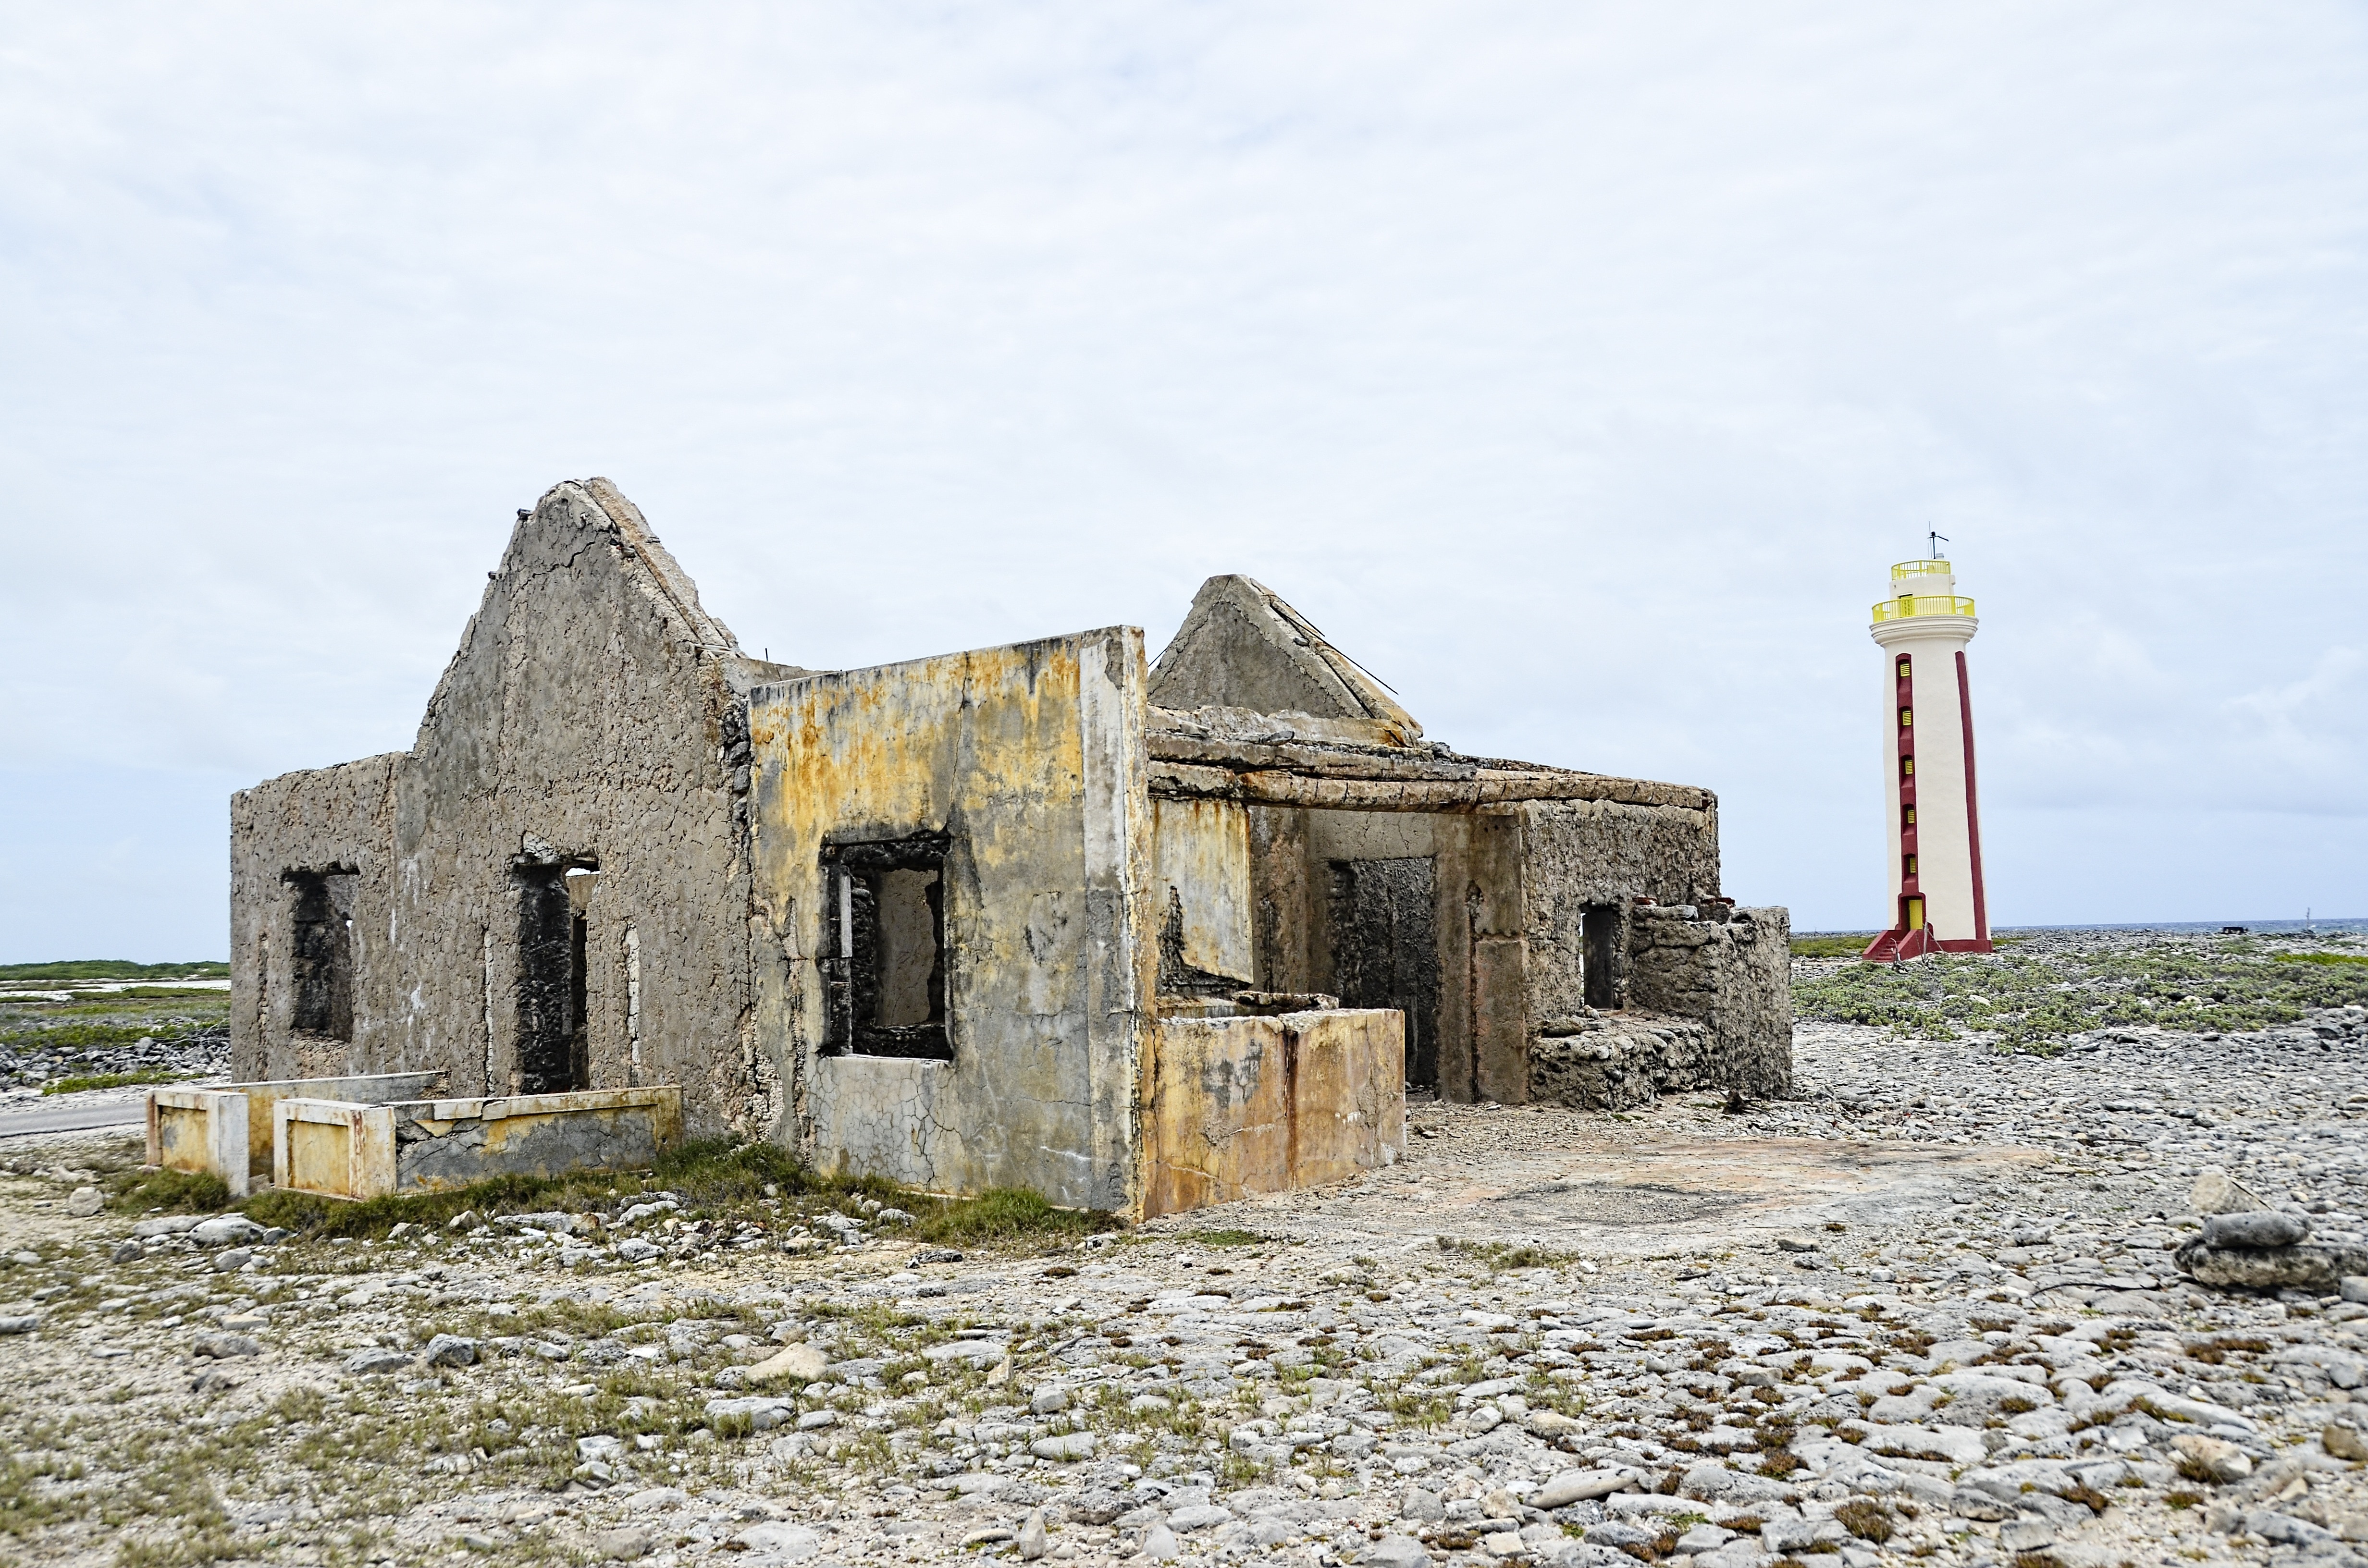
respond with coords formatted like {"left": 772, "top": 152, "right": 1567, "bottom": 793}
{"left": 230, "top": 478, "right": 803, "bottom": 1137}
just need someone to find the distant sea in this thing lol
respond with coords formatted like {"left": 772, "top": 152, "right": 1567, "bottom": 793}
{"left": 1799, "top": 919, "right": 2368, "bottom": 936}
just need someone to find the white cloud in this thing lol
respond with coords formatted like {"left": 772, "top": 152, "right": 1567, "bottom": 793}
{"left": 1, "top": 1, "right": 2364, "bottom": 956}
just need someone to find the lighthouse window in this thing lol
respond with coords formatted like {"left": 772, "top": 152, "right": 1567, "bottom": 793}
{"left": 1899, "top": 708, "right": 1913, "bottom": 728}
{"left": 1896, "top": 658, "right": 1911, "bottom": 679}
{"left": 1901, "top": 757, "right": 1914, "bottom": 778}
{"left": 1902, "top": 805, "right": 1916, "bottom": 825}
{"left": 1904, "top": 855, "right": 1918, "bottom": 875}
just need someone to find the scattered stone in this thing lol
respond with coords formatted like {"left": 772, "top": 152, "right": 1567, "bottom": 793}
{"left": 2173, "top": 1434, "right": 2253, "bottom": 1482}
{"left": 191, "top": 1214, "right": 265, "bottom": 1248}
{"left": 2193, "top": 1165, "right": 2272, "bottom": 1215}
{"left": 1139, "top": 1521, "right": 1181, "bottom": 1561}
{"left": 342, "top": 1348, "right": 411, "bottom": 1375}
{"left": 733, "top": 1521, "right": 820, "bottom": 1559}
{"left": 1016, "top": 1507, "right": 1048, "bottom": 1560}
{"left": 109, "top": 1240, "right": 140, "bottom": 1263}
{"left": 1357, "top": 1535, "right": 1430, "bottom": 1568}
{"left": 211, "top": 1247, "right": 252, "bottom": 1273}
{"left": 2203, "top": 1210, "right": 2311, "bottom": 1248}
{"left": 744, "top": 1342, "right": 827, "bottom": 1385}
{"left": 420, "top": 1334, "right": 478, "bottom": 1367}
{"left": 1530, "top": 1468, "right": 1632, "bottom": 1507}
{"left": 63, "top": 1187, "right": 101, "bottom": 1218}
{"left": 2326, "top": 1425, "right": 2368, "bottom": 1463}
{"left": 0, "top": 1315, "right": 38, "bottom": 1336}
{"left": 193, "top": 1332, "right": 261, "bottom": 1359}
{"left": 1027, "top": 1432, "right": 1094, "bottom": 1461}
{"left": 593, "top": 1526, "right": 652, "bottom": 1560}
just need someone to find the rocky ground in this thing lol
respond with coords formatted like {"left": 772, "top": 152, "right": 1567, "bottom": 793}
{"left": 4, "top": 937, "right": 2368, "bottom": 1568}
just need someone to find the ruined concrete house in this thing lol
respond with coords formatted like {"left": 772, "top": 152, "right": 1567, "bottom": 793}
{"left": 232, "top": 479, "right": 1790, "bottom": 1217}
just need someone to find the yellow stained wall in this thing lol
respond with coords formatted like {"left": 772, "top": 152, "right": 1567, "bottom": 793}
{"left": 748, "top": 629, "right": 1154, "bottom": 1213}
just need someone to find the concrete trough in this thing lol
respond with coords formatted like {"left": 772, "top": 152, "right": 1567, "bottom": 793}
{"left": 273, "top": 1086, "right": 683, "bottom": 1201}
{"left": 1142, "top": 1007, "right": 1405, "bottom": 1219}
{"left": 147, "top": 1072, "right": 447, "bottom": 1198}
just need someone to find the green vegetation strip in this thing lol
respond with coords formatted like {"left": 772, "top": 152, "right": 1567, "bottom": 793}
{"left": 1793, "top": 937, "right": 2368, "bottom": 1051}
{"left": 0, "top": 960, "right": 227, "bottom": 981}
{"left": 42, "top": 1068, "right": 191, "bottom": 1096}
{"left": 111, "top": 1137, "right": 1119, "bottom": 1253}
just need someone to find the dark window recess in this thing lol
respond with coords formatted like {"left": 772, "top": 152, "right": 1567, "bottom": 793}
{"left": 821, "top": 833, "right": 951, "bottom": 1060}
{"left": 285, "top": 868, "right": 358, "bottom": 1041}
{"left": 516, "top": 861, "right": 597, "bottom": 1093}
{"left": 1326, "top": 857, "right": 1440, "bottom": 1091}
{"left": 1580, "top": 903, "right": 1623, "bottom": 1011}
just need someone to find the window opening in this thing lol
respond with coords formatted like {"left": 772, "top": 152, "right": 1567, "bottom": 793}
{"left": 284, "top": 868, "right": 358, "bottom": 1041}
{"left": 821, "top": 833, "right": 951, "bottom": 1060}
{"left": 515, "top": 858, "right": 597, "bottom": 1093}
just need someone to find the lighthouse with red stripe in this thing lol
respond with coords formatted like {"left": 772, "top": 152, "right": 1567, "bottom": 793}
{"left": 1862, "top": 553, "right": 1992, "bottom": 961}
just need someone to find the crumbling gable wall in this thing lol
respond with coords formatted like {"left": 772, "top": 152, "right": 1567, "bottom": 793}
{"left": 231, "top": 478, "right": 803, "bottom": 1137}
{"left": 1149, "top": 576, "right": 1421, "bottom": 737}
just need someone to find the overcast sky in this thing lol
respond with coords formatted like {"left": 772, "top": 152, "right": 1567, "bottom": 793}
{"left": 3, "top": 3, "right": 2364, "bottom": 961}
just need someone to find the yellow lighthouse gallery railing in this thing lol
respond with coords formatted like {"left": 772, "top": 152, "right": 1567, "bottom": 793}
{"left": 1872, "top": 594, "right": 1976, "bottom": 622}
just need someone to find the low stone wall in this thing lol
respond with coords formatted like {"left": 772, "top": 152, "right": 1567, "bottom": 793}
{"left": 1626, "top": 903, "right": 1794, "bottom": 1099}
{"left": 275, "top": 1087, "right": 683, "bottom": 1200}
{"left": 1143, "top": 1009, "right": 1405, "bottom": 1218}
{"left": 1525, "top": 1013, "right": 1711, "bottom": 1111}
{"left": 147, "top": 1072, "right": 447, "bottom": 1198}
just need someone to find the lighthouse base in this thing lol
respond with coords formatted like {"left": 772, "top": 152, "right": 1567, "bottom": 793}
{"left": 1861, "top": 928, "right": 1994, "bottom": 963}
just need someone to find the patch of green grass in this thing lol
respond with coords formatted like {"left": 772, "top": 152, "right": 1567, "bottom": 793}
{"left": 2279, "top": 951, "right": 2368, "bottom": 968}
{"left": 235, "top": 1135, "right": 1116, "bottom": 1254}
{"left": 1434, "top": 1234, "right": 1579, "bottom": 1271}
{"left": 916, "top": 1186, "right": 1116, "bottom": 1248}
{"left": 43, "top": 1068, "right": 191, "bottom": 1095}
{"left": 0, "top": 960, "right": 228, "bottom": 982}
{"left": 1186, "top": 1228, "right": 1266, "bottom": 1247}
{"left": 108, "top": 1167, "right": 232, "bottom": 1214}
{"left": 1791, "top": 933, "right": 1876, "bottom": 959}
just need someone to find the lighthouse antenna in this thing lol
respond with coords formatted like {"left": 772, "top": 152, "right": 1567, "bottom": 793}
{"left": 1928, "top": 529, "right": 1949, "bottom": 560}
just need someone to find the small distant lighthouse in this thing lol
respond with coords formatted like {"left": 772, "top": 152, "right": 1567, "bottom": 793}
{"left": 1862, "top": 553, "right": 1991, "bottom": 960}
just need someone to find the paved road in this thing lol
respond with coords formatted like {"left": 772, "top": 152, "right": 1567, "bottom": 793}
{"left": 0, "top": 1099, "right": 146, "bottom": 1139}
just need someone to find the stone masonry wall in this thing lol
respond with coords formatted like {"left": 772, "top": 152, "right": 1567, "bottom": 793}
{"left": 1625, "top": 904, "right": 1795, "bottom": 1099}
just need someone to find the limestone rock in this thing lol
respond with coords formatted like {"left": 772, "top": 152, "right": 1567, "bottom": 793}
{"left": 192, "top": 1214, "right": 265, "bottom": 1248}
{"left": 2173, "top": 1434, "right": 2253, "bottom": 1482}
{"left": 2193, "top": 1166, "right": 2272, "bottom": 1216}
{"left": 745, "top": 1342, "right": 827, "bottom": 1385}
{"left": 1354, "top": 1535, "right": 1427, "bottom": 1568}
{"left": 2325, "top": 1424, "right": 2368, "bottom": 1462}
{"left": 1529, "top": 1468, "right": 1633, "bottom": 1507}
{"left": 421, "top": 1334, "right": 478, "bottom": 1367}
{"left": 2176, "top": 1238, "right": 2368, "bottom": 1293}
{"left": 1016, "top": 1507, "right": 1047, "bottom": 1560}
{"left": 195, "top": 1332, "right": 262, "bottom": 1359}
{"left": 64, "top": 1187, "right": 102, "bottom": 1217}
{"left": 2202, "top": 1211, "right": 2310, "bottom": 1248}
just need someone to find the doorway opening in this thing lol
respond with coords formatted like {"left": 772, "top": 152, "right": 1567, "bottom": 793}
{"left": 1326, "top": 857, "right": 1440, "bottom": 1090}
{"left": 285, "top": 868, "right": 358, "bottom": 1041}
{"left": 516, "top": 859, "right": 598, "bottom": 1093}
{"left": 1580, "top": 903, "right": 1622, "bottom": 1010}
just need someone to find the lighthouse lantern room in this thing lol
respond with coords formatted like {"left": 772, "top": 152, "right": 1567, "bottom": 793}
{"left": 1863, "top": 557, "right": 1991, "bottom": 962}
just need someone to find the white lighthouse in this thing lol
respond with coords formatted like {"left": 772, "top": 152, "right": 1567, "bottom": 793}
{"left": 1862, "top": 556, "right": 1992, "bottom": 960}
